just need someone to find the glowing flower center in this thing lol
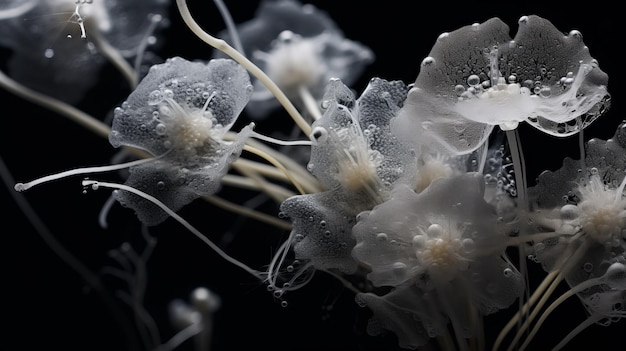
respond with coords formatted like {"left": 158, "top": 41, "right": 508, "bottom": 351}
{"left": 452, "top": 49, "right": 536, "bottom": 130}
{"left": 331, "top": 125, "right": 383, "bottom": 201}
{"left": 424, "top": 238, "right": 462, "bottom": 265}
{"left": 263, "top": 31, "right": 325, "bottom": 93}
{"left": 157, "top": 98, "right": 217, "bottom": 156}
{"left": 414, "top": 155, "right": 454, "bottom": 193}
{"left": 577, "top": 173, "right": 626, "bottom": 247}
{"left": 412, "top": 223, "right": 473, "bottom": 283}
{"left": 337, "top": 148, "right": 379, "bottom": 190}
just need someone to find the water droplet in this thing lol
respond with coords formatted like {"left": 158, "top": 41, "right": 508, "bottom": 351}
{"left": 427, "top": 224, "right": 443, "bottom": 237}
{"left": 467, "top": 75, "right": 481, "bottom": 86}
{"left": 454, "top": 84, "right": 466, "bottom": 95}
{"left": 392, "top": 262, "right": 407, "bottom": 278}
{"left": 148, "top": 90, "right": 163, "bottom": 105}
{"left": 422, "top": 57, "right": 435, "bottom": 66}
{"left": 462, "top": 238, "right": 475, "bottom": 253}
{"left": 539, "top": 86, "right": 552, "bottom": 97}
{"left": 605, "top": 263, "right": 626, "bottom": 289}
{"left": 155, "top": 123, "right": 166, "bottom": 136}
{"left": 569, "top": 30, "right": 583, "bottom": 41}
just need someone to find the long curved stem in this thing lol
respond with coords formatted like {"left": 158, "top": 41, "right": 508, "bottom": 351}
{"left": 519, "top": 275, "right": 603, "bottom": 351}
{"left": 83, "top": 180, "right": 266, "bottom": 280}
{"left": 492, "top": 270, "right": 559, "bottom": 351}
{"left": 505, "top": 239, "right": 590, "bottom": 351}
{"left": 0, "top": 69, "right": 110, "bottom": 139}
{"left": 175, "top": 0, "right": 312, "bottom": 136}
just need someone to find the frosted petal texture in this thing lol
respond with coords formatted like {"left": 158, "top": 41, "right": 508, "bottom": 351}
{"left": 353, "top": 175, "right": 523, "bottom": 343}
{"left": 280, "top": 77, "right": 414, "bottom": 273}
{"left": 394, "top": 15, "right": 610, "bottom": 155}
{"left": 109, "top": 57, "right": 253, "bottom": 225}
{"left": 214, "top": 0, "right": 374, "bottom": 119}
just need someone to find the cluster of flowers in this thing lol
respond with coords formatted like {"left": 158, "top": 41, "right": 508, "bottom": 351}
{"left": 2, "top": 0, "right": 623, "bottom": 350}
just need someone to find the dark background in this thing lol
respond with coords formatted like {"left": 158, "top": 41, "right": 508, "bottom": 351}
{"left": 2, "top": 1, "right": 625, "bottom": 350}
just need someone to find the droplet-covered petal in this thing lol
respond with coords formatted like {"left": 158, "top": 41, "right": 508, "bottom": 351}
{"left": 109, "top": 57, "right": 252, "bottom": 156}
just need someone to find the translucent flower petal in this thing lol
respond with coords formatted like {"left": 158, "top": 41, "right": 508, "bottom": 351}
{"left": 529, "top": 121, "right": 626, "bottom": 319}
{"left": 109, "top": 57, "right": 254, "bottom": 225}
{"left": 215, "top": 0, "right": 374, "bottom": 119}
{"left": 394, "top": 15, "right": 610, "bottom": 155}
{"left": 113, "top": 124, "right": 253, "bottom": 226}
{"left": 280, "top": 77, "right": 414, "bottom": 272}
{"left": 0, "top": 0, "right": 170, "bottom": 104}
{"left": 353, "top": 173, "right": 518, "bottom": 291}
{"left": 110, "top": 57, "right": 252, "bottom": 155}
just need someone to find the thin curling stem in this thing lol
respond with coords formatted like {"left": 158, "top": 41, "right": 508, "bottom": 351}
{"left": 0, "top": 69, "right": 110, "bottom": 139}
{"left": 175, "top": 0, "right": 312, "bottom": 136}
{"left": 242, "top": 144, "right": 308, "bottom": 195}
{"left": 83, "top": 180, "right": 265, "bottom": 280}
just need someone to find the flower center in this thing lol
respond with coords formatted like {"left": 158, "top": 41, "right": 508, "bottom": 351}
{"left": 412, "top": 223, "right": 473, "bottom": 284}
{"left": 156, "top": 97, "right": 217, "bottom": 157}
{"left": 263, "top": 31, "right": 325, "bottom": 93}
{"left": 577, "top": 173, "right": 626, "bottom": 247}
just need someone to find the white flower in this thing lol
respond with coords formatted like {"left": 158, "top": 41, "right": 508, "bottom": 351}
{"left": 393, "top": 15, "right": 610, "bottom": 155}
{"left": 529, "top": 121, "right": 626, "bottom": 321}
{"left": 353, "top": 174, "right": 523, "bottom": 346}
{"left": 109, "top": 57, "right": 253, "bottom": 225}
{"left": 214, "top": 0, "right": 374, "bottom": 120}
{"left": 279, "top": 77, "right": 413, "bottom": 273}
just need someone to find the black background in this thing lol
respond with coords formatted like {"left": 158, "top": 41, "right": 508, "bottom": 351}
{"left": 2, "top": 1, "right": 625, "bottom": 350}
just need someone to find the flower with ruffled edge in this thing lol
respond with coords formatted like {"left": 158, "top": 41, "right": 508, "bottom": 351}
{"left": 393, "top": 15, "right": 610, "bottom": 155}
{"left": 109, "top": 56, "right": 254, "bottom": 225}
{"left": 278, "top": 77, "right": 414, "bottom": 275}
{"left": 214, "top": 0, "right": 374, "bottom": 120}
{"left": 528, "top": 120, "right": 626, "bottom": 323}
{"left": 353, "top": 173, "right": 523, "bottom": 348}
